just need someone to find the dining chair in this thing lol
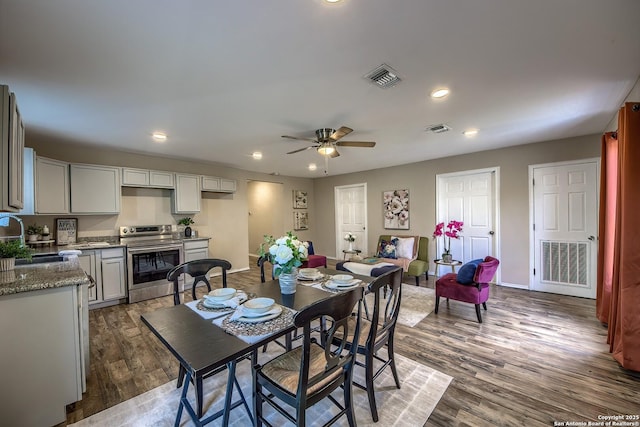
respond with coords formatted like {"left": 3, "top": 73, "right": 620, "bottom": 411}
{"left": 332, "top": 266, "right": 403, "bottom": 422}
{"left": 166, "top": 258, "right": 231, "bottom": 305}
{"left": 257, "top": 254, "right": 291, "bottom": 353}
{"left": 166, "top": 258, "right": 252, "bottom": 421}
{"left": 253, "top": 286, "right": 364, "bottom": 427}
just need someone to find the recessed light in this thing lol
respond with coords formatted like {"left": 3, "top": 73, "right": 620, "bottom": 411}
{"left": 308, "top": 163, "right": 317, "bottom": 171}
{"left": 430, "top": 88, "right": 450, "bottom": 99}
{"left": 324, "top": 0, "right": 342, "bottom": 3}
{"left": 152, "top": 132, "right": 167, "bottom": 142}
{"left": 463, "top": 129, "right": 479, "bottom": 137}
{"left": 252, "top": 151, "right": 263, "bottom": 160}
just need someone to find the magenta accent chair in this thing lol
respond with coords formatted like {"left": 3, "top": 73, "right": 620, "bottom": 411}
{"left": 300, "top": 241, "right": 327, "bottom": 269}
{"left": 435, "top": 256, "right": 500, "bottom": 323}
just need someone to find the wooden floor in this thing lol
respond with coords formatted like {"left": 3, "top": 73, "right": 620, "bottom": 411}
{"left": 64, "top": 258, "right": 640, "bottom": 426}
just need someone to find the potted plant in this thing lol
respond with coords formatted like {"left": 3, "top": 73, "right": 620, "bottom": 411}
{"left": 258, "top": 231, "right": 309, "bottom": 294}
{"left": 26, "top": 223, "right": 43, "bottom": 242}
{"left": 177, "top": 217, "right": 195, "bottom": 238}
{"left": 0, "top": 239, "right": 33, "bottom": 271}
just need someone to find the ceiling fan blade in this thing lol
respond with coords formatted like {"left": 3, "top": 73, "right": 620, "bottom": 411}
{"left": 282, "top": 135, "right": 318, "bottom": 143}
{"left": 335, "top": 140, "right": 376, "bottom": 148}
{"left": 287, "top": 146, "right": 315, "bottom": 154}
{"left": 329, "top": 149, "right": 340, "bottom": 158}
{"left": 329, "top": 126, "right": 353, "bottom": 141}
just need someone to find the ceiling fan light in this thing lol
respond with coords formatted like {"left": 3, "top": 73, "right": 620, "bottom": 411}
{"left": 317, "top": 144, "right": 335, "bottom": 156}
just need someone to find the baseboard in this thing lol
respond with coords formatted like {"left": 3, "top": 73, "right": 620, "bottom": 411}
{"left": 499, "top": 282, "right": 529, "bottom": 290}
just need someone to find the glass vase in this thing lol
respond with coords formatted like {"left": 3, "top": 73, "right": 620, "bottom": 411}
{"left": 278, "top": 268, "right": 298, "bottom": 294}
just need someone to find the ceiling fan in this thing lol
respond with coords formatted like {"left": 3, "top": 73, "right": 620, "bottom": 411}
{"left": 282, "top": 126, "right": 376, "bottom": 158}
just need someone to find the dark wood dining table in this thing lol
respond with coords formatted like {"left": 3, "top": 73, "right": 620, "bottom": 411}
{"left": 140, "top": 268, "right": 371, "bottom": 426}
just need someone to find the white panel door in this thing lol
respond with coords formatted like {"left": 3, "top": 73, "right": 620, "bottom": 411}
{"left": 531, "top": 161, "right": 598, "bottom": 298}
{"left": 335, "top": 184, "right": 367, "bottom": 257}
{"left": 437, "top": 169, "right": 497, "bottom": 265}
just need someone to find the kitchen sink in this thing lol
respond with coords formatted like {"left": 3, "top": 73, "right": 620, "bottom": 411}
{"left": 15, "top": 255, "right": 65, "bottom": 265}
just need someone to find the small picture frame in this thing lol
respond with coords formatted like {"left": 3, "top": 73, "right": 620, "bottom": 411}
{"left": 56, "top": 218, "right": 78, "bottom": 245}
{"left": 294, "top": 211, "right": 309, "bottom": 230}
{"left": 293, "top": 190, "right": 308, "bottom": 209}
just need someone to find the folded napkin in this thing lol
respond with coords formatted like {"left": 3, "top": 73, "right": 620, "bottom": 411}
{"left": 204, "top": 291, "right": 247, "bottom": 309}
{"left": 230, "top": 304, "right": 280, "bottom": 321}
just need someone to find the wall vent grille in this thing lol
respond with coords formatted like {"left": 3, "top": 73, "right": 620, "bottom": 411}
{"left": 364, "top": 64, "right": 401, "bottom": 89}
{"left": 541, "top": 241, "right": 588, "bottom": 287}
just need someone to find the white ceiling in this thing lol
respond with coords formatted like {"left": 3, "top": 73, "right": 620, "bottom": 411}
{"left": 1, "top": 0, "right": 639, "bottom": 177}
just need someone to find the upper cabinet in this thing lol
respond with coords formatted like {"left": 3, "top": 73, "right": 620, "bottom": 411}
{"left": 173, "top": 173, "right": 201, "bottom": 213}
{"left": 36, "top": 156, "right": 70, "bottom": 214}
{"left": 201, "top": 175, "right": 236, "bottom": 193}
{"left": 70, "top": 164, "right": 120, "bottom": 214}
{"left": 0, "top": 85, "right": 25, "bottom": 212}
{"left": 122, "top": 168, "right": 174, "bottom": 189}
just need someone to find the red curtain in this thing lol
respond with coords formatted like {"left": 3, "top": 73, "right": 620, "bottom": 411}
{"left": 596, "top": 102, "right": 640, "bottom": 372}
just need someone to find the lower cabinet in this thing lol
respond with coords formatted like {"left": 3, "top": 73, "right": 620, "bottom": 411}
{"left": 0, "top": 286, "right": 83, "bottom": 426}
{"left": 183, "top": 239, "right": 210, "bottom": 288}
{"left": 82, "top": 247, "right": 127, "bottom": 307}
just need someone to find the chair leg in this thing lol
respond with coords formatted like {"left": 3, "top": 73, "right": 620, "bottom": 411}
{"left": 415, "top": 275, "right": 419, "bottom": 286}
{"left": 388, "top": 337, "right": 401, "bottom": 389}
{"left": 365, "top": 351, "right": 379, "bottom": 422}
{"left": 425, "top": 271, "right": 428, "bottom": 282}
{"left": 475, "top": 304, "right": 483, "bottom": 323}
{"left": 344, "top": 375, "right": 357, "bottom": 427}
{"left": 482, "top": 302, "right": 487, "bottom": 310}
{"left": 435, "top": 295, "right": 440, "bottom": 313}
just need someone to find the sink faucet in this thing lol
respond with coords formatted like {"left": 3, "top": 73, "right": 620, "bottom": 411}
{"left": 0, "top": 213, "right": 26, "bottom": 247}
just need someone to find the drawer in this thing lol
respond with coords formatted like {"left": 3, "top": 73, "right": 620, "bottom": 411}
{"left": 184, "top": 239, "right": 209, "bottom": 250}
{"left": 100, "top": 247, "right": 124, "bottom": 259}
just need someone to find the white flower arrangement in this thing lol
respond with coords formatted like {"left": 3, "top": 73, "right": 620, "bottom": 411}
{"left": 259, "top": 231, "right": 309, "bottom": 275}
{"left": 344, "top": 232, "right": 356, "bottom": 242}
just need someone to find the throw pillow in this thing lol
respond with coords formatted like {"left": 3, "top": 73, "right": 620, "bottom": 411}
{"left": 378, "top": 238, "right": 398, "bottom": 259}
{"left": 456, "top": 258, "right": 484, "bottom": 285}
{"left": 392, "top": 236, "right": 416, "bottom": 259}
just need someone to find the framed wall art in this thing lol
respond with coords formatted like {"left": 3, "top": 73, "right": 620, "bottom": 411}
{"left": 294, "top": 211, "right": 309, "bottom": 230}
{"left": 56, "top": 217, "right": 78, "bottom": 245}
{"left": 293, "top": 190, "right": 308, "bottom": 209}
{"left": 383, "top": 189, "right": 410, "bottom": 230}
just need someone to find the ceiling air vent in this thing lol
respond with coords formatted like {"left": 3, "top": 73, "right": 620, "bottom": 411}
{"left": 425, "top": 123, "right": 452, "bottom": 134}
{"left": 364, "top": 64, "right": 401, "bottom": 89}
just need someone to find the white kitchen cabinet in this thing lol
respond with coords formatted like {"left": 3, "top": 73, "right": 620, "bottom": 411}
{"left": 173, "top": 173, "right": 201, "bottom": 213}
{"left": 78, "top": 251, "right": 101, "bottom": 303}
{"left": 1, "top": 85, "right": 25, "bottom": 212}
{"left": 101, "top": 247, "right": 127, "bottom": 301}
{"left": 201, "top": 175, "right": 220, "bottom": 191}
{"left": 183, "top": 238, "right": 210, "bottom": 287}
{"left": 201, "top": 175, "right": 236, "bottom": 193}
{"left": 184, "top": 238, "right": 210, "bottom": 261}
{"left": 0, "top": 285, "right": 83, "bottom": 426}
{"left": 122, "top": 167, "right": 174, "bottom": 188}
{"left": 150, "top": 170, "right": 174, "bottom": 187}
{"left": 35, "top": 156, "right": 70, "bottom": 214}
{"left": 70, "top": 163, "right": 121, "bottom": 214}
{"left": 220, "top": 178, "right": 236, "bottom": 192}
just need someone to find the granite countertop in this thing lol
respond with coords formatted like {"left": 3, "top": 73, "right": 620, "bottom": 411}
{"left": 0, "top": 262, "right": 90, "bottom": 296}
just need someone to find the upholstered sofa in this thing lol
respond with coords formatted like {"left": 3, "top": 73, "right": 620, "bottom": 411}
{"left": 376, "top": 235, "right": 429, "bottom": 286}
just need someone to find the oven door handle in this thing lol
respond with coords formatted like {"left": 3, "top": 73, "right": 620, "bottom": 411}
{"left": 127, "top": 244, "right": 183, "bottom": 253}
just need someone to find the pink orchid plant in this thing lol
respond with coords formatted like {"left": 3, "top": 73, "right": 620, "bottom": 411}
{"left": 433, "top": 220, "right": 464, "bottom": 255}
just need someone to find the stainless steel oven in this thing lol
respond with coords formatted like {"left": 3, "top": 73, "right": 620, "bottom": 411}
{"left": 120, "top": 225, "right": 184, "bottom": 303}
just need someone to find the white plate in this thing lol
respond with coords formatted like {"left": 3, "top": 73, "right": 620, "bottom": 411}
{"left": 236, "top": 305, "right": 283, "bottom": 323}
{"left": 297, "top": 273, "right": 324, "bottom": 280}
{"left": 299, "top": 268, "right": 319, "bottom": 276}
{"left": 325, "top": 280, "right": 360, "bottom": 290}
{"left": 332, "top": 274, "right": 354, "bottom": 284}
{"left": 202, "top": 292, "right": 247, "bottom": 308}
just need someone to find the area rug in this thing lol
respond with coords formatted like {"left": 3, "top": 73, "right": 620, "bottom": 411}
{"left": 364, "top": 283, "right": 435, "bottom": 328}
{"left": 71, "top": 350, "right": 451, "bottom": 427}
